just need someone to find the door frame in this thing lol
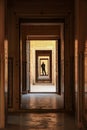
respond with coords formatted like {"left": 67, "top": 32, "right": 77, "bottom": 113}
{"left": 19, "top": 19, "right": 65, "bottom": 110}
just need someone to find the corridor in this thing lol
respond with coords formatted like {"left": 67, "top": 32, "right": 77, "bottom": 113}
{"left": 4, "top": 93, "right": 84, "bottom": 130}
{"left": 6, "top": 93, "right": 77, "bottom": 130}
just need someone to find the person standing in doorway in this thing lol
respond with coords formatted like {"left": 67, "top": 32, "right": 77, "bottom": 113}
{"left": 41, "top": 62, "right": 46, "bottom": 75}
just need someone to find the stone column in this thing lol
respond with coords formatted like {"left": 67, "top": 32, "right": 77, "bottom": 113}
{"left": 0, "top": 0, "right": 5, "bottom": 128}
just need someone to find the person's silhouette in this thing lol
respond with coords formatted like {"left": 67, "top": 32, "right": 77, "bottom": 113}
{"left": 41, "top": 62, "right": 46, "bottom": 75}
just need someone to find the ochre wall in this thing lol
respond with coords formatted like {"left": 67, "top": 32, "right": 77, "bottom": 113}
{"left": 30, "top": 40, "right": 56, "bottom": 85}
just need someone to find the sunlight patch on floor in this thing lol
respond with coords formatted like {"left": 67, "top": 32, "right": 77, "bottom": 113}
{"left": 30, "top": 84, "right": 56, "bottom": 92}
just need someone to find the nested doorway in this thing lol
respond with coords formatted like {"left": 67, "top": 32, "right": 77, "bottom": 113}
{"left": 29, "top": 40, "right": 56, "bottom": 92}
{"left": 20, "top": 39, "right": 64, "bottom": 93}
{"left": 20, "top": 22, "right": 64, "bottom": 110}
{"left": 36, "top": 50, "right": 52, "bottom": 83}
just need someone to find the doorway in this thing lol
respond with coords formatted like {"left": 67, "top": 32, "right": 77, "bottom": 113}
{"left": 20, "top": 22, "right": 64, "bottom": 110}
{"left": 30, "top": 40, "right": 56, "bottom": 92}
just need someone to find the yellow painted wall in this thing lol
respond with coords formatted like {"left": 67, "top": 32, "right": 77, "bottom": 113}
{"left": 30, "top": 40, "right": 56, "bottom": 85}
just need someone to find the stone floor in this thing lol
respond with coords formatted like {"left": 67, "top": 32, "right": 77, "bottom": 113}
{"left": 2, "top": 113, "right": 80, "bottom": 130}
{"left": 21, "top": 93, "right": 64, "bottom": 110}
{"left": 1, "top": 93, "right": 87, "bottom": 130}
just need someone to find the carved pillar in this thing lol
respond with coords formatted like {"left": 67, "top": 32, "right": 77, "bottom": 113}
{"left": 0, "top": 0, "right": 5, "bottom": 128}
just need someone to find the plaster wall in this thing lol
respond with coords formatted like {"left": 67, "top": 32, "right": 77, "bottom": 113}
{"left": 30, "top": 40, "right": 56, "bottom": 85}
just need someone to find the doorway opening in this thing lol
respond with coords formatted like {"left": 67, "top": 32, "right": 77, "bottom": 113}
{"left": 30, "top": 40, "right": 56, "bottom": 92}
{"left": 20, "top": 39, "right": 64, "bottom": 110}
{"left": 20, "top": 22, "right": 64, "bottom": 110}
